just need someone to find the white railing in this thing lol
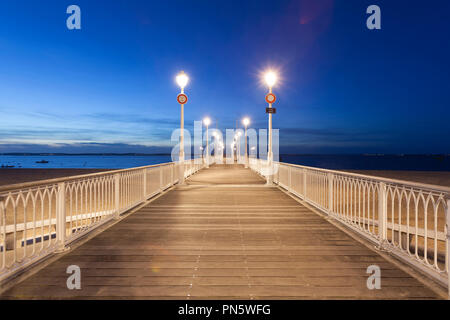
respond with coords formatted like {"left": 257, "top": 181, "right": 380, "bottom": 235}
{"left": 184, "top": 158, "right": 206, "bottom": 178}
{"left": 0, "top": 159, "right": 204, "bottom": 283}
{"left": 249, "top": 158, "right": 450, "bottom": 291}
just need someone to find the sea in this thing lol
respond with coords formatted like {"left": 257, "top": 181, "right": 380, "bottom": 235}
{"left": 0, "top": 154, "right": 449, "bottom": 171}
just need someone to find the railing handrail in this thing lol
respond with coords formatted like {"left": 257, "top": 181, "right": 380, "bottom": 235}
{"left": 0, "top": 161, "right": 180, "bottom": 193}
{"left": 272, "top": 161, "right": 450, "bottom": 193}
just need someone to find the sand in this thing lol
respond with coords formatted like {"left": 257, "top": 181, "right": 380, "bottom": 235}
{"left": 0, "top": 168, "right": 449, "bottom": 188}
{"left": 0, "top": 169, "right": 110, "bottom": 187}
{"left": 345, "top": 170, "right": 450, "bottom": 187}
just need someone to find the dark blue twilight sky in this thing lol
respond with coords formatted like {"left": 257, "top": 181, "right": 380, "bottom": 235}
{"left": 0, "top": 0, "right": 449, "bottom": 154}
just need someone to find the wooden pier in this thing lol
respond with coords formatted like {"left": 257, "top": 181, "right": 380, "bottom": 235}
{"left": 0, "top": 164, "right": 443, "bottom": 299}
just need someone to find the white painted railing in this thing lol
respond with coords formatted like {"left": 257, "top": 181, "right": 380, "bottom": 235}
{"left": 249, "top": 158, "right": 450, "bottom": 291}
{"left": 0, "top": 159, "right": 204, "bottom": 283}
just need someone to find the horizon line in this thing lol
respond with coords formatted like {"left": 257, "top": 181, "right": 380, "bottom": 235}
{"left": 1, "top": 153, "right": 449, "bottom": 157}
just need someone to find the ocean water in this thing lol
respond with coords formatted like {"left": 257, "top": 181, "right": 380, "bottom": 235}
{"left": 0, "top": 155, "right": 173, "bottom": 169}
{"left": 0, "top": 154, "right": 449, "bottom": 171}
{"left": 279, "top": 154, "right": 450, "bottom": 171}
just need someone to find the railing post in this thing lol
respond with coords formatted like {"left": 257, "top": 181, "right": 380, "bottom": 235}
{"left": 160, "top": 166, "right": 164, "bottom": 192}
{"left": 288, "top": 166, "right": 292, "bottom": 192}
{"left": 378, "top": 182, "right": 387, "bottom": 244}
{"left": 56, "top": 182, "right": 66, "bottom": 252}
{"left": 328, "top": 173, "right": 334, "bottom": 214}
{"left": 114, "top": 173, "right": 120, "bottom": 220}
{"left": 446, "top": 199, "right": 450, "bottom": 298}
{"left": 143, "top": 169, "right": 147, "bottom": 200}
{"left": 178, "top": 160, "right": 185, "bottom": 185}
{"left": 0, "top": 196, "right": 5, "bottom": 257}
{"left": 303, "top": 168, "right": 307, "bottom": 200}
{"left": 172, "top": 163, "right": 175, "bottom": 184}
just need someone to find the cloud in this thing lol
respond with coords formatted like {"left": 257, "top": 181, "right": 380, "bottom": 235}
{"left": 0, "top": 142, "right": 172, "bottom": 154}
{"left": 0, "top": 111, "right": 193, "bottom": 146}
{"left": 0, "top": 110, "right": 397, "bottom": 154}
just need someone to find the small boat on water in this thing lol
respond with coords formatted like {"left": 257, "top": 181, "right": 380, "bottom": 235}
{"left": 1, "top": 164, "right": 15, "bottom": 168}
{"left": 35, "top": 160, "right": 49, "bottom": 164}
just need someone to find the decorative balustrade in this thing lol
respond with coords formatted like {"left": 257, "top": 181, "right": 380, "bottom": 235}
{"left": 0, "top": 159, "right": 204, "bottom": 283}
{"left": 249, "top": 158, "right": 450, "bottom": 292}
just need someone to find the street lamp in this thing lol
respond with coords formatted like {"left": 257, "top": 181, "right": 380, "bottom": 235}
{"left": 176, "top": 71, "right": 189, "bottom": 184}
{"left": 203, "top": 117, "right": 211, "bottom": 168}
{"left": 242, "top": 117, "right": 250, "bottom": 168}
{"left": 264, "top": 70, "right": 277, "bottom": 185}
{"left": 176, "top": 71, "right": 189, "bottom": 176}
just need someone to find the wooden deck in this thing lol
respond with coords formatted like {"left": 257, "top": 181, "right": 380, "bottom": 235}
{"left": 0, "top": 164, "right": 441, "bottom": 299}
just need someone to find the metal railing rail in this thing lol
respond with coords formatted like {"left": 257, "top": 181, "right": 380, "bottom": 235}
{"left": 0, "top": 158, "right": 205, "bottom": 283}
{"left": 249, "top": 158, "right": 450, "bottom": 293}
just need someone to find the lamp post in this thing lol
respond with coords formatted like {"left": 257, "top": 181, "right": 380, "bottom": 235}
{"left": 237, "top": 131, "right": 242, "bottom": 164}
{"left": 176, "top": 71, "right": 189, "bottom": 184}
{"left": 203, "top": 117, "right": 211, "bottom": 168}
{"left": 199, "top": 146, "right": 204, "bottom": 162}
{"left": 231, "top": 142, "right": 235, "bottom": 163}
{"left": 264, "top": 71, "right": 277, "bottom": 185}
{"left": 219, "top": 141, "right": 224, "bottom": 162}
{"left": 242, "top": 117, "right": 250, "bottom": 168}
{"left": 212, "top": 132, "right": 218, "bottom": 163}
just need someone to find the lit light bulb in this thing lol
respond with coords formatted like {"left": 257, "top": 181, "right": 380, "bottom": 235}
{"left": 264, "top": 71, "right": 277, "bottom": 88}
{"left": 176, "top": 71, "right": 189, "bottom": 89}
{"left": 243, "top": 117, "right": 250, "bottom": 127}
{"left": 203, "top": 117, "right": 211, "bottom": 126}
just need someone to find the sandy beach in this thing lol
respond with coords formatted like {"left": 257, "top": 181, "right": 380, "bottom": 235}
{"left": 0, "top": 168, "right": 449, "bottom": 188}
{"left": 346, "top": 170, "right": 450, "bottom": 187}
{"left": 0, "top": 169, "right": 110, "bottom": 187}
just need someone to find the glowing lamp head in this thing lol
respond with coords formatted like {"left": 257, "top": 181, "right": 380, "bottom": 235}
{"left": 176, "top": 71, "right": 189, "bottom": 89}
{"left": 203, "top": 117, "right": 211, "bottom": 126}
{"left": 243, "top": 117, "right": 250, "bottom": 127}
{"left": 264, "top": 71, "right": 277, "bottom": 88}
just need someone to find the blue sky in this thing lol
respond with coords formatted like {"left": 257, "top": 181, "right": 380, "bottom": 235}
{"left": 0, "top": 0, "right": 449, "bottom": 154}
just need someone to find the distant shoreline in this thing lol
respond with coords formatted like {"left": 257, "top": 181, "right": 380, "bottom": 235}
{"left": 1, "top": 153, "right": 449, "bottom": 156}
{"left": 0, "top": 153, "right": 173, "bottom": 156}
{"left": 1, "top": 154, "right": 449, "bottom": 172}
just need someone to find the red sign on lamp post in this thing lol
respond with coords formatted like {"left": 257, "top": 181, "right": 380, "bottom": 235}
{"left": 265, "top": 93, "right": 276, "bottom": 104}
{"left": 177, "top": 93, "right": 188, "bottom": 104}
